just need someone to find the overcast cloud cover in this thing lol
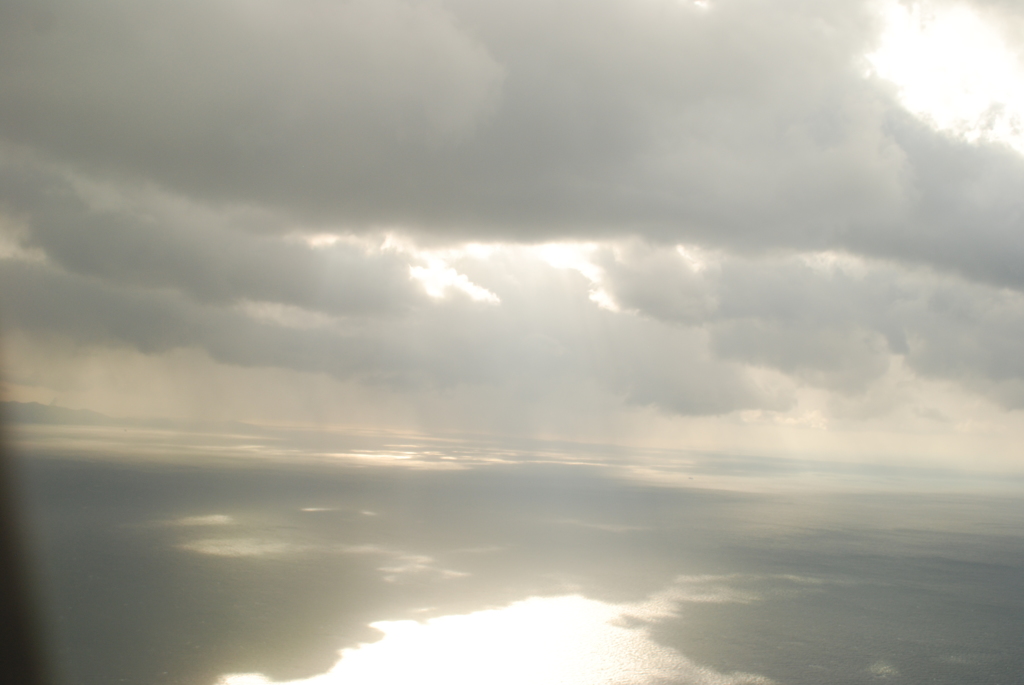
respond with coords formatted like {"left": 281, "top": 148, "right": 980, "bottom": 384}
{"left": 3, "top": 0, "right": 1024, "bottom": 466}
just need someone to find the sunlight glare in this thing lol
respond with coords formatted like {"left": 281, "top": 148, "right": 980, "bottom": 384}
{"left": 214, "top": 588, "right": 770, "bottom": 685}
{"left": 537, "top": 243, "right": 620, "bottom": 311}
{"left": 868, "top": 0, "right": 1024, "bottom": 154}
{"left": 409, "top": 258, "right": 500, "bottom": 304}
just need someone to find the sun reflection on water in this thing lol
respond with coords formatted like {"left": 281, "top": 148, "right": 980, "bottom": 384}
{"left": 215, "top": 586, "right": 771, "bottom": 685}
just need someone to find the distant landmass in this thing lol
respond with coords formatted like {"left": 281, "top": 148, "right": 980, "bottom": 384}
{"left": 0, "top": 401, "right": 263, "bottom": 434}
{"left": 1, "top": 402, "right": 120, "bottom": 426}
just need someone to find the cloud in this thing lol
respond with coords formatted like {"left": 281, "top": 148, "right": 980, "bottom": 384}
{"left": 0, "top": 153, "right": 422, "bottom": 317}
{"left": 0, "top": 0, "right": 503, "bottom": 212}
{"left": 6, "top": 226, "right": 1024, "bottom": 426}
{"left": 868, "top": 0, "right": 1024, "bottom": 154}
{"left": 0, "top": 0, "right": 928, "bottom": 246}
{"left": 0, "top": 244, "right": 778, "bottom": 416}
{"left": 3, "top": 0, "right": 1024, "bottom": 454}
{"left": 2, "top": 0, "right": 1024, "bottom": 290}
{"left": 594, "top": 242, "right": 1024, "bottom": 405}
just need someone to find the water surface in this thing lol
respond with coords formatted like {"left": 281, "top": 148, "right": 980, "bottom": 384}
{"left": 10, "top": 422, "right": 1024, "bottom": 685}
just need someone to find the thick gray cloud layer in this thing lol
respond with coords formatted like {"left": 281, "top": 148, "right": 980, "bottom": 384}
{"left": 0, "top": 154, "right": 421, "bottom": 316}
{"left": 596, "top": 243, "right": 1024, "bottom": 405}
{"left": 2, "top": 0, "right": 1023, "bottom": 429}
{"left": 0, "top": 254, "right": 775, "bottom": 415}
{"left": 1, "top": 0, "right": 1022, "bottom": 288}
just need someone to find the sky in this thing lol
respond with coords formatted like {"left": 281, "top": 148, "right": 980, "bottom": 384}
{"left": 2, "top": 0, "right": 1024, "bottom": 468}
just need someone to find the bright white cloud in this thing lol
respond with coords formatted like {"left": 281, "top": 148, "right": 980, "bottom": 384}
{"left": 237, "top": 301, "right": 338, "bottom": 329}
{"left": 869, "top": 0, "right": 1024, "bottom": 153}
{"left": 409, "top": 258, "right": 500, "bottom": 303}
{"left": 676, "top": 245, "right": 710, "bottom": 274}
{"left": 537, "top": 243, "right": 619, "bottom": 311}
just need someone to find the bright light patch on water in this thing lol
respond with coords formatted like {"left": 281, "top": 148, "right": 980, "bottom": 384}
{"left": 178, "top": 538, "right": 305, "bottom": 558}
{"left": 170, "top": 514, "right": 234, "bottom": 526}
{"left": 214, "top": 588, "right": 770, "bottom": 685}
{"left": 868, "top": 0, "right": 1024, "bottom": 154}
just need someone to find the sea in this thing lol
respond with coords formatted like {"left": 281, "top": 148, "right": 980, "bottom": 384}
{"left": 6, "top": 415, "right": 1024, "bottom": 685}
